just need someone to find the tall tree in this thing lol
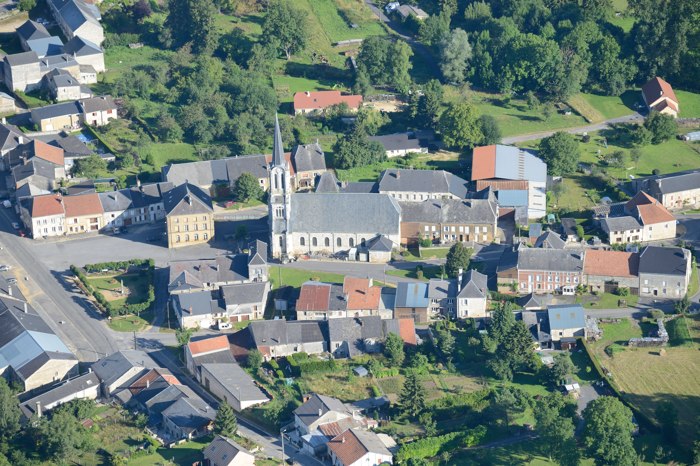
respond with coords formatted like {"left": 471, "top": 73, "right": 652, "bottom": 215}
{"left": 439, "top": 28, "right": 472, "bottom": 84}
{"left": 35, "top": 410, "right": 92, "bottom": 461}
{"left": 643, "top": 111, "right": 677, "bottom": 144}
{"left": 418, "top": 12, "right": 450, "bottom": 47}
{"left": 479, "top": 115, "right": 502, "bottom": 145}
{"left": 246, "top": 349, "right": 263, "bottom": 370}
{"left": 548, "top": 352, "right": 574, "bottom": 385}
{"left": 489, "top": 301, "right": 516, "bottom": 345}
{"left": 583, "top": 396, "right": 637, "bottom": 466}
{"left": 438, "top": 102, "right": 483, "bottom": 150}
{"left": 384, "top": 332, "right": 406, "bottom": 367}
{"left": 214, "top": 403, "right": 238, "bottom": 437}
{"left": 399, "top": 372, "right": 426, "bottom": 417}
{"left": 539, "top": 131, "right": 580, "bottom": 176}
{"left": 357, "top": 37, "right": 413, "bottom": 93}
{"left": 164, "top": 0, "right": 219, "bottom": 54}
{"left": 333, "top": 126, "right": 386, "bottom": 169}
{"left": 535, "top": 393, "right": 580, "bottom": 466}
{"left": 445, "top": 243, "right": 473, "bottom": 278}
{"left": 0, "top": 378, "right": 20, "bottom": 438}
{"left": 262, "top": 0, "right": 308, "bottom": 59}
{"left": 234, "top": 172, "right": 264, "bottom": 202}
{"left": 416, "top": 79, "right": 444, "bottom": 128}
{"left": 499, "top": 320, "right": 536, "bottom": 369}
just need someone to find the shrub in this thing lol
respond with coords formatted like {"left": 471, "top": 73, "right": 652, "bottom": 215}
{"left": 268, "top": 359, "right": 280, "bottom": 370}
{"left": 650, "top": 309, "right": 665, "bottom": 320}
{"left": 605, "top": 343, "right": 625, "bottom": 356}
{"left": 371, "top": 385, "right": 381, "bottom": 397}
{"left": 275, "top": 370, "right": 285, "bottom": 379}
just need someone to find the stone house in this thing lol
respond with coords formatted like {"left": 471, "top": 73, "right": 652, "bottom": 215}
{"left": 63, "top": 192, "right": 104, "bottom": 234}
{"left": 199, "top": 363, "right": 269, "bottom": 412}
{"left": 394, "top": 282, "right": 430, "bottom": 323}
{"left": 48, "top": 0, "right": 104, "bottom": 46}
{"left": 163, "top": 183, "right": 214, "bottom": 249}
{"left": 583, "top": 249, "right": 640, "bottom": 295}
{"left": 642, "top": 170, "right": 700, "bottom": 210}
{"left": 641, "top": 77, "right": 679, "bottom": 117}
{"left": 600, "top": 191, "right": 676, "bottom": 243}
{"left": 547, "top": 304, "right": 586, "bottom": 343}
{"left": 497, "top": 246, "right": 584, "bottom": 294}
{"left": 203, "top": 435, "right": 256, "bottom": 466}
{"left": 327, "top": 428, "right": 393, "bottom": 466}
{"left": 79, "top": 95, "right": 117, "bottom": 126}
{"left": 0, "top": 93, "right": 16, "bottom": 115}
{"left": 638, "top": 246, "right": 691, "bottom": 298}
{"left": 369, "top": 133, "right": 427, "bottom": 158}
{"left": 19, "top": 193, "right": 66, "bottom": 238}
{"left": 377, "top": 168, "right": 469, "bottom": 202}
{"left": 63, "top": 36, "right": 105, "bottom": 73}
{"left": 247, "top": 320, "right": 328, "bottom": 359}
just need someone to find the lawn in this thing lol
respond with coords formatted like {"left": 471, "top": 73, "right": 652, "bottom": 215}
{"left": 272, "top": 75, "right": 338, "bottom": 103}
{"left": 103, "top": 45, "right": 172, "bottom": 84}
{"left": 569, "top": 91, "right": 638, "bottom": 121}
{"left": 577, "top": 292, "right": 639, "bottom": 309}
{"left": 308, "top": 0, "right": 385, "bottom": 43}
{"left": 269, "top": 265, "right": 347, "bottom": 288}
{"left": 108, "top": 311, "right": 152, "bottom": 332}
{"left": 444, "top": 88, "right": 588, "bottom": 137}
{"left": 386, "top": 265, "right": 443, "bottom": 280}
{"left": 86, "top": 273, "right": 150, "bottom": 308}
{"left": 127, "top": 436, "right": 212, "bottom": 466}
{"left": 676, "top": 89, "right": 700, "bottom": 118}
{"left": 592, "top": 318, "right": 643, "bottom": 347}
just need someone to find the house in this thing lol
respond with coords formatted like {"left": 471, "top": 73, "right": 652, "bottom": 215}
{"left": 45, "top": 68, "right": 92, "bottom": 101}
{"left": 26, "top": 36, "right": 64, "bottom": 59}
{"left": 247, "top": 320, "right": 328, "bottom": 359}
{"left": 369, "top": 133, "right": 427, "bottom": 158}
{"left": 327, "top": 317, "right": 414, "bottom": 358}
{"left": 641, "top": 77, "right": 679, "bottom": 117}
{"left": 30, "top": 101, "right": 82, "bottom": 131}
{"left": 17, "top": 20, "right": 51, "bottom": 51}
{"left": 0, "top": 93, "right": 16, "bottom": 115}
{"left": 497, "top": 246, "right": 584, "bottom": 294}
{"left": 19, "top": 193, "right": 66, "bottom": 238}
{"left": 91, "top": 350, "right": 158, "bottom": 397}
{"left": 327, "top": 428, "right": 393, "bottom": 466}
{"left": 642, "top": 170, "right": 700, "bottom": 210}
{"left": 455, "top": 269, "right": 489, "bottom": 318}
{"left": 63, "top": 192, "right": 104, "bottom": 234}
{"left": 399, "top": 198, "right": 498, "bottom": 246}
{"left": 534, "top": 230, "right": 566, "bottom": 249}
{"left": 295, "top": 282, "right": 348, "bottom": 321}
{"left": 127, "top": 181, "right": 172, "bottom": 224}
{"left": 203, "top": 435, "right": 255, "bottom": 466}
{"left": 78, "top": 95, "right": 117, "bottom": 126}
{"left": 185, "top": 335, "right": 235, "bottom": 377}
{"left": 294, "top": 393, "right": 353, "bottom": 437}
{"left": 172, "top": 290, "right": 222, "bottom": 330}
{"left": 638, "top": 246, "right": 691, "bottom": 298}
{"left": 163, "top": 182, "right": 214, "bottom": 248}
{"left": 378, "top": 168, "right": 469, "bottom": 202}
{"left": 13, "top": 157, "right": 63, "bottom": 196}
{"left": 98, "top": 189, "right": 133, "bottom": 230}
{"left": 471, "top": 144, "right": 547, "bottom": 221}
{"left": 199, "top": 363, "right": 269, "bottom": 412}
{"left": 220, "top": 282, "right": 270, "bottom": 322}
{"left": 293, "top": 91, "right": 363, "bottom": 115}
{"left": 394, "top": 282, "right": 429, "bottom": 323}
{"left": 517, "top": 310, "right": 551, "bottom": 349}
{"left": 426, "top": 279, "right": 457, "bottom": 317}
{"left": 583, "top": 249, "right": 640, "bottom": 295}
{"left": 397, "top": 4, "right": 429, "bottom": 20}
{"left": 63, "top": 36, "right": 105, "bottom": 73}
{"left": 19, "top": 371, "right": 100, "bottom": 419}
{"left": 49, "top": 134, "right": 95, "bottom": 169}
{"left": 161, "top": 396, "right": 215, "bottom": 441}
{"left": 547, "top": 304, "right": 586, "bottom": 343}
{"left": 0, "top": 123, "right": 26, "bottom": 164}
{"left": 343, "top": 277, "right": 383, "bottom": 317}
{"left": 291, "top": 142, "right": 327, "bottom": 190}
{"left": 0, "top": 294, "right": 78, "bottom": 392}
{"left": 559, "top": 218, "right": 579, "bottom": 242}
{"left": 49, "top": 0, "right": 105, "bottom": 46}
{"left": 600, "top": 191, "right": 676, "bottom": 243}
{"left": 3, "top": 51, "right": 42, "bottom": 92}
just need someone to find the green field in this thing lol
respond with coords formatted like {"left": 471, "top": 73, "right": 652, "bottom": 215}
{"left": 571, "top": 91, "right": 638, "bottom": 121}
{"left": 386, "top": 265, "right": 443, "bottom": 280}
{"left": 307, "top": 0, "right": 385, "bottom": 43}
{"left": 269, "top": 265, "right": 347, "bottom": 288}
{"left": 676, "top": 89, "right": 700, "bottom": 118}
{"left": 578, "top": 292, "right": 639, "bottom": 309}
{"left": 272, "top": 75, "right": 339, "bottom": 103}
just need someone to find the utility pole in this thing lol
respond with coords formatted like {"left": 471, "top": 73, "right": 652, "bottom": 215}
{"left": 280, "top": 428, "right": 286, "bottom": 466}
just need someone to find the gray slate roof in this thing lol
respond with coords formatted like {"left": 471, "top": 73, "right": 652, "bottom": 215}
{"left": 289, "top": 193, "right": 400, "bottom": 235}
{"left": 427, "top": 279, "right": 457, "bottom": 300}
{"left": 20, "top": 372, "right": 99, "bottom": 418}
{"left": 649, "top": 171, "right": 700, "bottom": 195}
{"left": 0, "top": 124, "right": 25, "bottom": 153}
{"left": 638, "top": 246, "right": 689, "bottom": 276}
{"left": 62, "top": 36, "right": 102, "bottom": 56}
{"left": 168, "top": 254, "right": 250, "bottom": 291}
{"left": 31, "top": 101, "right": 81, "bottom": 121}
{"left": 203, "top": 435, "right": 252, "bottom": 465}
{"left": 248, "top": 320, "right": 328, "bottom": 347}
{"left": 458, "top": 269, "right": 488, "bottom": 298}
{"left": 200, "top": 363, "right": 268, "bottom": 403}
{"left": 517, "top": 248, "right": 584, "bottom": 273}
{"left": 534, "top": 231, "right": 566, "bottom": 249}
{"left": 365, "top": 235, "right": 393, "bottom": 252}
{"left": 292, "top": 142, "right": 325, "bottom": 172}
{"left": 162, "top": 155, "right": 269, "bottom": 188}
{"left": 378, "top": 168, "right": 469, "bottom": 198}
{"left": 547, "top": 304, "right": 585, "bottom": 330}
{"left": 294, "top": 393, "right": 350, "bottom": 426}
{"left": 161, "top": 396, "right": 215, "bottom": 432}
{"left": 601, "top": 216, "right": 642, "bottom": 232}
{"left": 5, "top": 51, "right": 40, "bottom": 67}
{"left": 173, "top": 290, "right": 216, "bottom": 316}
{"left": 342, "top": 181, "right": 378, "bottom": 193}
{"left": 79, "top": 95, "right": 115, "bottom": 113}
{"left": 369, "top": 133, "right": 424, "bottom": 151}
{"left": 399, "top": 198, "right": 497, "bottom": 224}
{"left": 17, "top": 20, "right": 51, "bottom": 42}
{"left": 27, "top": 36, "right": 64, "bottom": 57}
{"left": 58, "top": 0, "right": 101, "bottom": 32}
{"left": 221, "top": 282, "right": 268, "bottom": 306}
{"left": 315, "top": 172, "right": 341, "bottom": 193}
{"left": 51, "top": 135, "right": 93, "bottom": 157}
{"left": 91, "top": 350, "right": 157, "bottom": 389}
{"left": 163, "top": 182, "right": 213, "bottom": 216}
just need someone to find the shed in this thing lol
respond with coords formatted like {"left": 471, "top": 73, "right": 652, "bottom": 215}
{"left": 353, "top": 366, "right": 369, "bottom": 377}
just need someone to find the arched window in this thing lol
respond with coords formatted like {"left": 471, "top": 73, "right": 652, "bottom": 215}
{"left": 185, "top": 234, "right": 190, "bottom": 242}
{"left": 194, "top": 234, "right": 199, "bottom": 241}
{"left": 337, "top": 237, "right": 342, "bottom": 247}
{"left": 324, "top": 237, "right": 330, "bottom": 247}
{"left": 300, "top": 237, "right": 305, "bottom": 246}
{"left": 312, "top": 237, "right": 318, "bottom": 247}
{"left": 349, "top": 238, "right": 354, "bottom": 247}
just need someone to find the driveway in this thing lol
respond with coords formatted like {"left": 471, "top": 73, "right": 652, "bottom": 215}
{"left": 502, "top": 113, "right": 643, "bottom": 144}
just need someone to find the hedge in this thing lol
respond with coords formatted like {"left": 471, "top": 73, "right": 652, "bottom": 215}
{"left": 285, "top": 356, "right": 338, "bottom": 377}
{"left": 83, "top": 259, "right": 153, "bottom": 273}
{"left": 396, "top": 426, "right": 487, "bottom": 462}
{"left": 373, "top": 368, "right": 400, "bottom": 378}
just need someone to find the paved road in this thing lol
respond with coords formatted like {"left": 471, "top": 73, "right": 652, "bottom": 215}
{"left": 502, "top": 113, "right": 643, "bottom": 144}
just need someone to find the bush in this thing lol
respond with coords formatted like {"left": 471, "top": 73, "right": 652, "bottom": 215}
{"left": 605, "top": 343, "right": 625, "bottom": 356}
{"left": 268, "top": 359, "right": 280, "bottom": 370}
{"left": 371, "top": 385, "right": 381, "bottom": 397}
{"left": 275, "top": 370, "right": 285, "bottom": 379}
{"left": 396, "top": 426, "right": 487, "bottom": 462}
{"left": 650, "top": 309, "right": 665, "bottom": 320}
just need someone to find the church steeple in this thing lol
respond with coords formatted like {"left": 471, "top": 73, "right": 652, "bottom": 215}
{"left": 272, "top": 114, "right": 286, "bottom": 168}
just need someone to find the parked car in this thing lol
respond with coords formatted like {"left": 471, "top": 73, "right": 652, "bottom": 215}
{"left": 0, "top": 265, "right": 11, "bottom": 271}
{"left": 2, "top": 200, "right": 11, "bottom": 208}
{"left": 7, "top": 278, "right": 17, "bottom": 284}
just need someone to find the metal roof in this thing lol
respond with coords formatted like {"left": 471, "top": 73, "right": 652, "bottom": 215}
{"left": 493, "top": 145, "right": 546, "bottom": 182}
{"left": 200, "top": 363, "right": 268, "bottom": 403}
{"left": 547, "top": 304, "right": 585, "bottom": 331}
{"left": 395, "top": 282, "right": 429, "bottom": 308}
{"left": 496, "top": 189, "right": 529, "bottom": 207}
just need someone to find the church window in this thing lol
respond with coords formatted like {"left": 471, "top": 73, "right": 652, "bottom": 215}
{"left": 279, "top": 236, "right": 284, "bottom": 248}
{"left": 324, "top": 237, "right": 330, "bottom": 247}
{"left": 312, "top": 237, "right": 318, "bottom": 247}
{"left": 337, "top": 237, "right": 342, "bottom": 247}
{"left": 300, "top": 237, "right": 305, "bottom": 246}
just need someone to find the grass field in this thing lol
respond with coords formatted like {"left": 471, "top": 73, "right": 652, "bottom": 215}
{"left": 386, "top": 265, "right": 443, "bottom": 280}
{"left": 307, "top": 0, "right": 385, "bottom": 43}
{"left": 578, "top": 292, "right": 639, "bottom": 309}
{"left": 269, "top": 265, "right": 347, "bottom": 288}
{"left": 676, "top": 89, "right": 700, "bottom": 118}
{"left": 272, "top": 75, "right": 338, "bottom": 103}
{"left": 569, "top": 91, "right": 638, "bottom": 121}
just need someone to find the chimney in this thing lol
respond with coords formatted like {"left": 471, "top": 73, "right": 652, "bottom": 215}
{"left": 18, "top": 136, "right": 23, "bottom": 144}
{"left": 318, "top": 408, "right": 323, "bottom": 417}
{"left": 146, "top": 379, "right": 150, "bottom": 389}
{"left": 35, "top": 401, "right": 41, "bottom": 418}
{"left": 187, "top": 195, "right": 192, "bottom": 206}
{"left": 305, "top": 91, "right": 310, "bottom": 97}
{"left": 23, "top": 302, "right": 28, "bottom": 313}
{"left": 368, "top": 278, "right": 373, "bottom": 287}
{"left": 7, "top": 285, "right": 11, "bottom": 296}
{"left": 1, "top": 117, "right": 5, "bottom": 124}
{"left": 188, "top": 306, "right": 193, "bottom": 314}
{"left": 342, "top": 436, "right": 346, "bottom": 444}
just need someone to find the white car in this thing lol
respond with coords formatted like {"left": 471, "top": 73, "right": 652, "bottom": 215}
{"left": 0, "top": 265, "right": 10, "bottom": 271}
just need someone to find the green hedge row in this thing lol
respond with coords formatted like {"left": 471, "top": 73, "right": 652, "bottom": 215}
{"left": 83, "top": 259, "right": 154, "bottom": 273}
{"left": 373, "top": 368, "right": 400, "bottom": 378}
{"left": 396, "top": 426, "right": 487, "bottom": 462}
{"left": 285, "top": 355, "right": 337, "bottom": 377}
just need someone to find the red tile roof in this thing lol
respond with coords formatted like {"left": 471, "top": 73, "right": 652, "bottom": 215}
{"left": 63, "top": 193, "right": 103, "bottom": 217}
{"left": 583, "top": 250, "right": 639, "bottom": 278}
{"left": 327, "top": 429, "right": 369, "bottom": 466}
{"left": 293, "top": 91, "right": 363, "bottom": 112}
{"left": 187, "top": 335, "right": 230, "bottom": 356}
{"left": 32, "top": 140, "right": 64, "bottom": 166}
{"left": 626, "top": 191, "right": 675, "bottom": 225}
{"left": 641, "top": 77, "right": 678, "bottom": 107}
{"left": 264, "top": 152, "right": 295, "bottom": 176}
{"left": 343, "top": 277, "right": 381, "bottom": 310}
{"left": 471, "top": 145, "right": 497, "bottom": 180}
{"left": 398, "top": 318, "right": 417, "bottom": 345}
{"left": 296, "top": 282, "right": 331, "bottom": 311}
{"left": 30, "top": 193, "right": 64, "bottom": 217}
{"left": 129, "top": 368, "right": 178, "bottom": 394}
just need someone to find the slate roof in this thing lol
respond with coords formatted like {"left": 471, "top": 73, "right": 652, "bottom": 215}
{"left": 248, "top": 320, "right": 328, "bottom": 347}
{"left": 144, "top": 384, "right": 197, "bottom": 419}
{"left": 294, "top": 393, "right": 350, "bottom": 427}
{"left": 4, "top": 51, "right": 40, "bottom": 67}
{"left": 534, "top": 231, "right": 566, "bottom": 249}
{"left": 79, "top": 95, "right": 115, "bottom": 113}
{"left": 315, "top": 172, "right": 341, "bottom": 193}
{"left": 203, "top": 435, "right": 253, "bottom": 466}
{"left": 342, "top": 181, "right": 378, "bottom": 193}
{"left": 173, "top": 291, "right": 216, "bottom": 317}
{"left": 365, "top": 235, "right": 394, "bottom": 252}
{"left": 220, "top": 282, "right": 268, "bottom": 306}
{"left": 398, "top": 198, "right": 497, "bottom": 224}
{"left": 200, "top": 363, "right": 268, "bottom": 403}
{"left": 91, "top": 350, "right": 156, "bottom": 389}
{"left": 27, "top": 36, "right": 64, "bottom": 57}
{"left": 20, "top": 372, "right": 99, "bottom": 418}
{"left": 31, "top": 101, "right": 81, "bottom": 121}
{"left": 601, "top": 216, "right": 642, "bottom": 232}
{"left": 457, "top": 269, "right": 488, "bottom": 299}
{"left": 161, "top": 396, "right": 215, "bottom": 432}
{"left": 62, "top": 36, "right": 102, "bottom": 56}
{"left": 517, "top": 248, "right": 584, "bottom": 273}
{"left": 649, "top": 171, "right": 700, "bottom": 195}
{"left": 247, "top": 239, "right": 268, "bottom": 266}
{"left": 517, "top": 310, "right": 550, "bottom": 344}
{"left": 517, "top": 293, "right": 546, "bottom": 310}
{"left": 327, "top": 316, "right": 385, "bottom": 349}
{"left": 162, "top": 182, "right": 213, "bottom": 216}
{"left": 50, "top": 135, "right": 93, "bottom": 157}
{"left": 168, "top": 255, "right": 250, "bottom": 291}
{"left": 17, "top": 20, "right": 51, "bottom": 42}
{"left": 369, "top": 133, "right": 424, "bottom": 151}
{"left": 289, "top": 193, "right": 400, "bottom": 235}
{"left": 427, "top": 279, "right": 457, "bottom": 300}
{"left": 0, "top": 124, "right": 26, "bottom": 153}
{"left": 378, "top": 168, "right": 469, "bottom": 198}
{"left": 395, "top": 282, "right": 429, "bottom": 308}
{"left": 39, "top": 53, "right": 78, "bottom": 72}
{"left": 57, "top": 0, "right": 101, "bottom": 32}
{"left": 292, "top": 142, "right": 325, "bottom": 172}
{"left": 547, "top": 304, "right": 585, "bottom": 331}
{"left": 471, "top": 144, "right": 546, "bottom": 182}
{"left": 12, "top": 158, "right": 57, "bottom": 187}
{"left": 638, "top": 246, "right": 689, "bottom": 276}
{"left": 129, "top": 182, "right": 172, "bottom": 208}
{"left": 328, "top": 428, "right": 392, "bottom": 466}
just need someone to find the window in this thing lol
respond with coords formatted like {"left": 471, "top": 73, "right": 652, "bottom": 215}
{"left": 337, "top": 237, "right": 342, "bottom": 247}
{"left": 194, "top": 234, "right": 199, "bottom": 241}
{"left": 349, "top": 238, "right": 354, "bottom": 247}
{"left": 324, "top": 237, "right": 330, "bottom": 247}
{"left": 176, "top": 235, "right": 180, "bottom": 243}
{"left": 185, "top": 234, "right": 189, "bottom": 242}
{"left": 204, "top": 233, "right": 208, "bottom": 240}
{"left": 300, "top": 237, "right": 305, "bottom": 246}
{"left": 424, "top": 226, "right": 429, "bottom": 232}
{"left": 184, "top": 224, "right": 189, "bottom": 232}
{"left": 312, "top": 237, "right": 318, "bottom": 247}
{"left": 361, "top": 238, "right": 366, "bottom": 247}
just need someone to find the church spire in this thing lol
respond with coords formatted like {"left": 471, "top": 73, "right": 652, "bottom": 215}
{"left": 273, "top": 114, "right": 286, "bottom": 168}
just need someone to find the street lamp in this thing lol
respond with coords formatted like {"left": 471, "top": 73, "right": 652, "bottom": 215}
{"left": 280, "top": 427, "right": 288, "bottom": 465}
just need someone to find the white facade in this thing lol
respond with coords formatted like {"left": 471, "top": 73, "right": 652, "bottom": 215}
{"left": 24, "top": 213, "right": 65, "bottom": 238}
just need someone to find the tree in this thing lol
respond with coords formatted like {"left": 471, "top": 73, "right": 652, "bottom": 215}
{"left": 539, "top": 132, "right": 580, "bottom": 176}
{"left": 548, "top": 352, "right": 574, "bottom": 385}
{"left": 0, "top": 378, "right": 20, "bottom": 438}
{"left": 418, "top": 12, "right": 450, "bottom": 47}
{"left": 630, "top": 148, "right": 642, "bottom": 168}
{"left": 36, "top": 410, "right": 92, "bottom": 461}
{"left": 175, "top": 327, "right": 195, "bottom": 347}
{"left": 262, "top": 0, "right": 308, "bottom": 59}
{"left": 674, "top": 294, "right": 691, "bottom": 314}
{"left": 499, "top": 321, "right": 536, "bottom": 369}
{"left": 164, "top": 0, "right": 219, "bottom": 54}
{"left": 357, "top": 37, "right": 413, "bottom": 93}
{"left": 234, "top": 172, "right": 264, "bottom": 202}
{"left": 487, "top": 357, "right": 513, "bottom": 381}
{"left": 439, "top": 28, "right": 472, "bottom": 84}
{"left": 214, "top": 403, "right": 238, "bottom": 437}
{"left": 489, "top": 301, "right": 516, "bottom": 345}
{"left": 72, "top": 154, "right": 107, "bottom": 178}
{"left": 644, "top": 111, "right": 677, "bottom": 144}
{"left": 464, "top": 1, "right": 491, "bottom": 29}
{"left": 491, "top": 387, "right": 530, "bottom": 425}
{"left": 18, "top": 0, "right": 36, "bottom": 11}
{"left": 583, "top": 396, "right": 637, "bottom": 466}
{"left": 479, "top": 115, "right": 502, "bottom": 145}
{"left": 246, "top": 349, "right": 263, "bottom": 370}
{"left": 535, "top": 393, "right": 579, "bottom": 465}
{"left": 655, "top": 401, "right": 678, "bottom": 443}
{"left": 384, "top": 332, "right": 406, "bottom": 367}
{"left": 155, "top": 112, "right": 183, "bottom": 142}
{"left": 445, "top": 243, "right": 472, "bottom": 278}
{"left": 399, "top": 372, "right": 426, "bottom": 417}
{"left": 333, "top": 126, "right": 386, "bottom": 169}
{"left": 438, "top": 102, "right": 483, "bottom": 150}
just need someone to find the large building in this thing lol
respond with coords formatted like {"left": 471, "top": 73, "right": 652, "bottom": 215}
{"left": 497, "top": 246, "right": 584, "bottom": 294}
{"left": 638, "top": 170, "right": 700, "bottom": 211}
{"left": 599, "top": 191, "right": 676, "bottom": 243}
{"left": 163, "top": 183, "right": 214, "bottom": 249}
{"left": 377, "top": 168, "right": 469, "bottom": 201}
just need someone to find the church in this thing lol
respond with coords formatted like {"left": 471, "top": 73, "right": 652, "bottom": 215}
{"left": 268, "top": 116, "right": 401, "bottom": 263}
